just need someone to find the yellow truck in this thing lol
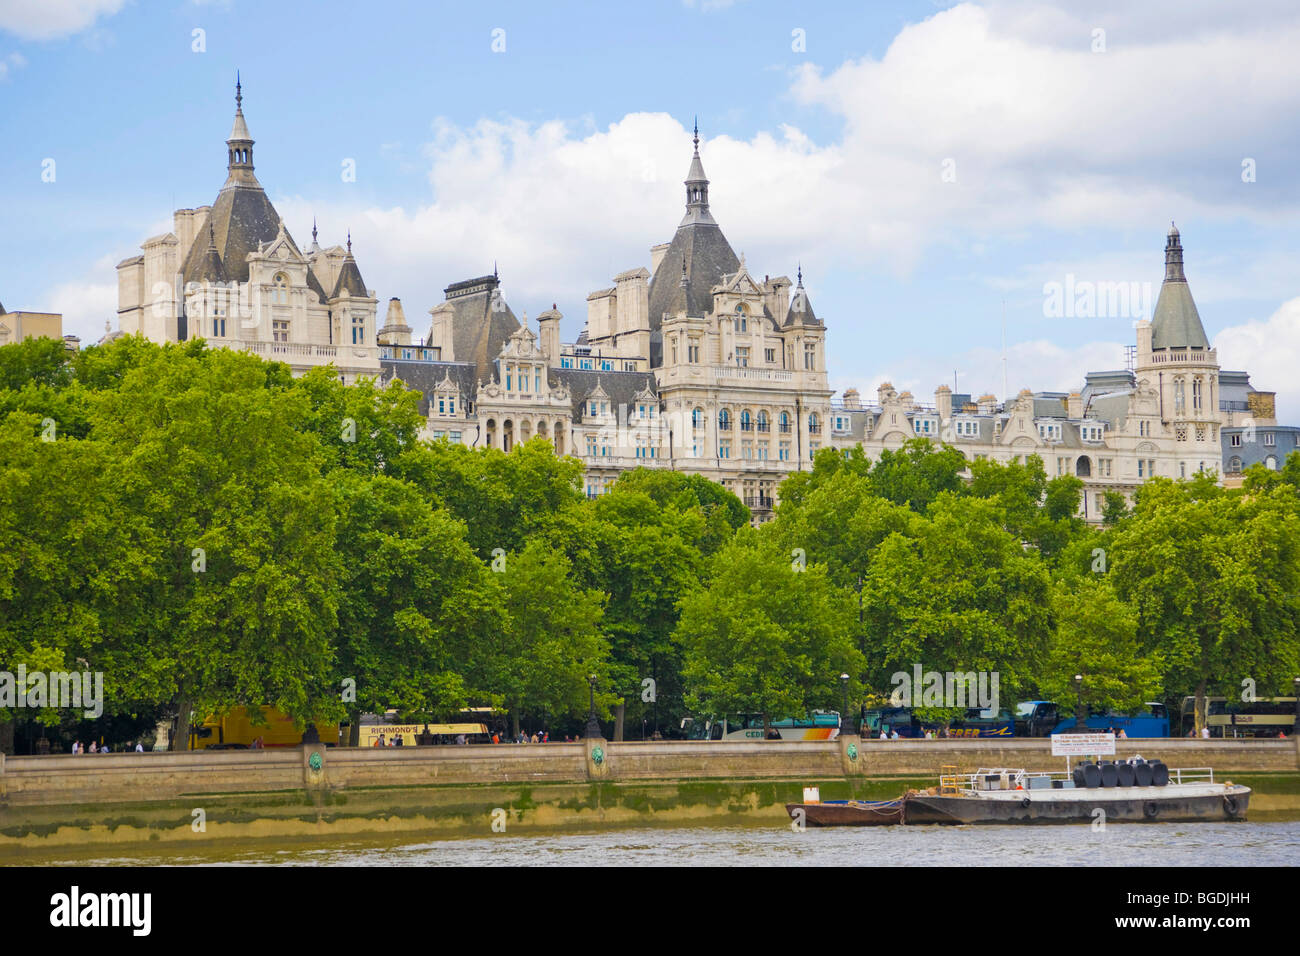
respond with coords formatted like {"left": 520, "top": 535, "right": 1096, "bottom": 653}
{"left": 188, "top": 706, "right": 340, "bottom": 749}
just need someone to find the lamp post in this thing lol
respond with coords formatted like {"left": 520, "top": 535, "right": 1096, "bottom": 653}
{"left": 840, "top": 673, "right": 854, "bottom": 737}
{"left": 1074, "top": 674, "right": 1085, "bottom": 730}
{"left": 1293, "top": 677, "right": 1299, "bottom": 736}
{"left": 585, "top": 673, "right": 602, "bottom": 739}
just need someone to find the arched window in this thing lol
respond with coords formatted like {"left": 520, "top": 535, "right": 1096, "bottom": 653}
{"left": 756, "top": 410, "right": 769, "bottom": 433}
{"left": 272, "top": 273, "right": 289, "bottom": 305}
{"left": 718, "top": 408, "right": 731, "bottom": 431}
{"left": 692, "top": 408, "right": 705, "bottom": 430}
{"left": 809, "top": 412, "right": 820, "bottom": 434}
{"left": 779, "top": 411, "right": 790, "bottom": 434}
{"left": 1229, "top": 456, "right": 1242, "bottom": 472}
{"left": 740, "top": 410, "right": 752, "bottom": 432}
{"left": 735, "top": 304, "right": 747, "bottom": 332}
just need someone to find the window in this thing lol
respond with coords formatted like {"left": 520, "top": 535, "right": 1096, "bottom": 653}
{"left": 808, "top": 413, "right": 821, "bottom": 434}
{"left": 587, "top": 437, "right": 597, "bottom": 456}
{"left": 809, "top": 441, "right": 819, "bottom": 460}
{"left": 1138, "top": 460, "right": 1145, "bottom": 478}
{"left": 742, "top": 441, "right": 754, "bottom": 459}
{"left": 580, "top": 358, "right": 593, "bottom": 370}
{"left": 438, "top": 397, "right": 446, "bottom": 415}
{"left": 1192, "top": 378, "right": 1202, "bottom": 412}
{"left": 351, "top": 315, "right": 365, "bottom": 345}
{"left": 212, "top": 316, "right": 226, "bottom": 337}
{"left": 915, "top": 419, "right": 934, "bottom": 435}
{"left": 1173, "top": 379, "right": 1185, "bottom": 415}
{"left": 506, "top": 370, "right": 513, "bottom": 391}
{"left": 688, "top": 341, "right": 700, "bottom": 363}
{"left": 1230, "top": 433, "right": 1242, "bottom": 447}
{"left": 736, "top": 347, "right": 749, "bottom": 367}
{"left": 272, "top": 273, "right": 289, "bottom": 305}
{"left": 1264, "top": 433, "right": 1276, "bottom": 447}
{"left": 757, "top": 411, "right": 769, "bottom": 433}
{"left": 1037, "top": 422, "right": 1062, "bottom": 442}
{"left": 804, "top": 345, "right": 816, "bottom": 370}
{"left": 561, "top": 357, "right": 573, "bottom": 369}
{"left": 779, "top": 412, "right": 791, "bottom": 434}
{"left": 719, "top": 440, "right": 731, "bottom": 459}
{"left": 449, "top": 431, "right": 461, "bottom": 443}
{"left": 765, "top": 348, "right": 775, "bottom": 364}
{"left": 692, "top": 408, "right": 704, "bottom": 430}
{"left": 719, "top": 409, "right": 731, "bottom": 431}
{"left": 956, "top": 420, "right": 979, "bottom": 437}
{"left": 274, "top": 319, "right": 289, "bottom": 343}
{"left": 757, "top": 443, "right": 769, "bottom": 461}
{"left": 740, "top": 410, "right": 752, "bottom": 432}
{"left": 779, "top": 441, "right": 790, "bottom": 461}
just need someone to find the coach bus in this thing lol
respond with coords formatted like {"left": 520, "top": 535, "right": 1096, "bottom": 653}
{"left": 1180, "top": 696, "right": 1297, "bottom": 738}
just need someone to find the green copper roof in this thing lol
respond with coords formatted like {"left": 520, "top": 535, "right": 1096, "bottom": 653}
{"left": 1151, "top": 224, "right": 1210, "bottom": 350}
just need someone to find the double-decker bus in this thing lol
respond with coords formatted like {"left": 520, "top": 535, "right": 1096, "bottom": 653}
{"left": 1180, "top": 696, "right": 1297, "bottom": 738}
{"left": 861, "top": 706, "right": 1014, "bottom": 738}
{"left": 680, "top": 711, "right": 841, "bottom": 741}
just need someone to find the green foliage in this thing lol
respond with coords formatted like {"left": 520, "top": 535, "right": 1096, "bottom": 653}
{"left": 675, "top": 534, "right": 865, "bottom": 724}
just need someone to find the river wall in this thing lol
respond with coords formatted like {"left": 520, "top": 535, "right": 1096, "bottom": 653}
{"left": 2, "top": 738, "right": 1297, "bottom": 853}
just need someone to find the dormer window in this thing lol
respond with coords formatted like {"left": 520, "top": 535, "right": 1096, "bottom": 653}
{"left": 272, "top": 273, "right": 289, "bottom": 305}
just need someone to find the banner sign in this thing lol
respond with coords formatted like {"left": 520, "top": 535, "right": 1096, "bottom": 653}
{"left": 1051, "top": 732, "right": 1116, "bottom": 755}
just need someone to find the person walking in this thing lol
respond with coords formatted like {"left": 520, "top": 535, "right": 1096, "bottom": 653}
{"left": 135, "top": 741, "right": 145, "bottom": 752}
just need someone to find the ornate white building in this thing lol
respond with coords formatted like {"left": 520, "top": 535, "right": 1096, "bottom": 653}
{"left": 114, "top": 79, "right": 379, "bottom": 382}
{"left": 105, "top": 84, "right": 1289, "bottom": 521}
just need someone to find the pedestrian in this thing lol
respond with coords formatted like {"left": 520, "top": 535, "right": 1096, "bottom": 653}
{"left": 890, "top": 729, "right": 900, "bottom": 740}
{"left": 491, "top": 732, "right": 500, "bottom": 744}
{"left": 375, "top": 733, "right": 386, "bottom": 748}
{"left": 135, "top": 741, "right": 144, "bottom": 753}
{"left": 878, "top": 729, "right": 887, "bottom": 740}
{"left": 1117, "top": 728, "right": 1128, "bottom": 739}
{"left": 542, "top": 731, "right": 549, "bottom": 743}
{"left": 89, "top": 741, "right": 97, "bottom": 753}
{"left": 1200, "top": 725, "right": 1210, "bottom": 739}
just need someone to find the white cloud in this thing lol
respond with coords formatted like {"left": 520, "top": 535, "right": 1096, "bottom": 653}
{"left": 1213, "top": 298, "right": 1300, "bottom": 423}
{"left": 47, "top": 255, "right": 118, "bottom": 343}
{"left": 0, "top": 0, "right": 126, "bottom": 41}
{"left": 0, "top": 50, "right": 25, "bottom": 78}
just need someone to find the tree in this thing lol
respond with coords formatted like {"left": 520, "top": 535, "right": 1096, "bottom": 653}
{"left": 1038, "top": 577, "right": 1163, "bottom": 718}
{"left": 330, "top": 472, "right": 504, "bottom": 741}
{"left": 487, "top": 541, "right": 608, "bottom": 736}
{"left": 88, "top": 344, "right": 341, "bottom": 748}
{"left": 1110, "top": 479, "right": 1300, "bottom": 735}
{"left": 674, "top": 534, "right": 864, "bottom": 734}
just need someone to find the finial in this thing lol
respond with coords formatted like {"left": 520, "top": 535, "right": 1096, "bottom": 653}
{"left": 312, "top": 217, "right": 317, "bottom": 243}
{"left": 693, "top": 116, "right": 699, "bottom": 151}
{"left": 494, "top": 261, "right": 499, "bottom": 280}
{"left": 346, "top": 230, "right": 352, "bottom": 254}
{"left": 797, "top": 262, "right": 803, "bottom": 286}
{"left": 236, "top": 71, "right": 242, "bottom": 111}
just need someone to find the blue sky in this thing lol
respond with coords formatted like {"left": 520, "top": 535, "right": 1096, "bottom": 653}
{"left": 3, "top": 0, "right": 1300, "bottom": 419}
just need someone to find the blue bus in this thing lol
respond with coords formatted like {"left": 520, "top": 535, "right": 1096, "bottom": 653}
{"left": 1015, "top": 700, "right": 1170, "bottom": 738}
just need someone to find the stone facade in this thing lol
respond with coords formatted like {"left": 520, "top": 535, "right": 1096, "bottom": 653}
{"left": 105, "top": 86, "right": 1294, "bottom": 518}
{"left": 113, "top": 80, "right": 379, "bottom": 383}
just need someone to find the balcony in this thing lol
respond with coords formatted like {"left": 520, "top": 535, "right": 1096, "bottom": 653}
{"left": 744, "top": 495, "right": 775, "bottom": 511}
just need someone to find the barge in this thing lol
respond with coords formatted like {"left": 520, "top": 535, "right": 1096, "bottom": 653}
{"left": 786, "top": 761, "right": 1251, "bottom": 827}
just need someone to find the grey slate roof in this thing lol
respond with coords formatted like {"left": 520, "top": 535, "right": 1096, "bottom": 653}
{"left": 1151, "top": 227, "right": 1210, "bottom": 350}
{"left": 647, "top": 221, "right": 740, "bottom": 330}
{"left": 180, "top": 181, "right": 283, "bottom": 286}
{"left": 379, "top": 360, "right": 479, "bottom": 416}
{"left": 331, "top": 253, "right": 368, "bottom": 299}
{"left": 548, "top": 367, "right": 659, "bottom": 420}
{"left": 785, "top": 278, "right": 820, "bottom": 327}
{"left": 430, "top": 275, "right": 521, "bottom": 386}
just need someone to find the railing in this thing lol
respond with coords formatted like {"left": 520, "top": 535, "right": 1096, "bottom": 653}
{"left": 744, "top": 496, "right": 774, "bottom": 510}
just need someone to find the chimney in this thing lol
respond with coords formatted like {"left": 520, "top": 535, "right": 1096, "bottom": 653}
{"left": 935, "top": 385, "right": 952, "bottom": 421}
{"left": 379, "top": 297, "right": 412, "bottom": 346}
{"left": 842, "top": 387, "right": 862, "bottom": 410}
{"left": 1067, "top": 390, "right": 1083, "bottom": 420}
{"left": 537, "top": 305, "right": 563, "bottom": 364}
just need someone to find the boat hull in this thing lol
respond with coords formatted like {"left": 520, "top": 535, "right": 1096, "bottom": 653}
{"left": 785, "top": 800, "right": 904, "bottom": 827}
{"left": 902, "top": 786, "right": 1250, "bottom": 825}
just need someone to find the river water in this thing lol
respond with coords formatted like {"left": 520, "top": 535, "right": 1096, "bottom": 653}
{"left": 20, "top": 820, "right": 1300, "bottom": 866}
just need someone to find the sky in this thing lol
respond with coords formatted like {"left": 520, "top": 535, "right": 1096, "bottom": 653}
{"left": 3, "top": 0, "right": 1300, "bottom": 420}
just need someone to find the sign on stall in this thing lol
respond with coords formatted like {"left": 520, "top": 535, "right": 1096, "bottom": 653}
{"left": 1051, "top": 732, "right": 1116, "bottom": 756}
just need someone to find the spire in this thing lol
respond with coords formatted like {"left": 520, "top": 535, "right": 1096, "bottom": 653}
{"left": 682, "top": 121, "right": 713, "bottom": 225}
{"left": 226, "top": 73, "right": 254, "bottom": 180}
{"left": 346, "top": 230, "right": 352, "bottom": 255}
{"left": 1164, "top": 221, "right": 1184, "bottom": 282}
{"left": 1149, "top": 223, "right": 1209, "bottom": 350}
{"left": 797, "top": 262, "right": 803, "bottom": 286}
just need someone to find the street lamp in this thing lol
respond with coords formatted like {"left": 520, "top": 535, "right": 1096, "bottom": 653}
{"left": 1074, "top": 674, "right": 1085, "bottom": 730}
{"left": 839, "top": 673, "right": 854, "bottom": 737}
{"left": 1293, "top": 677, "right": 1299, "bottom": 736}
{"left": 585, "top": 673, "right": 602, "bottom": 739}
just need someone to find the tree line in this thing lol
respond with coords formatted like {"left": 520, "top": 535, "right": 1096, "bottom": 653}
{"left": 1, "top": 335, "right": 1297, "bottom": 751}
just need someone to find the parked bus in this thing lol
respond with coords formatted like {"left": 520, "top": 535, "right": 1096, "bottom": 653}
{"left": 1180, "top": 696, "right": 1297, "bottom": 738}
{"left": 862, "top": 706, "right": 1014, "bottom": 738}
{"left": 1015, "top": 701, "right": 1170, "bottom": 738}
{"left": 680, "top": 711, "right": 841, "bottom": 741}
{"left": 188, "top": 706, "right": 340, "bottom": 749}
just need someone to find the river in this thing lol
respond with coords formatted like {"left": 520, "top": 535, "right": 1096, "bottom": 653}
{"left": 16, "top": 820, "right": 1300, "bottom": 866}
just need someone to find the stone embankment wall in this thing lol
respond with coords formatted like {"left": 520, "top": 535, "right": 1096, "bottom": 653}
{"left": 2, "top": 737, "right": 1295, "bottom": 807}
